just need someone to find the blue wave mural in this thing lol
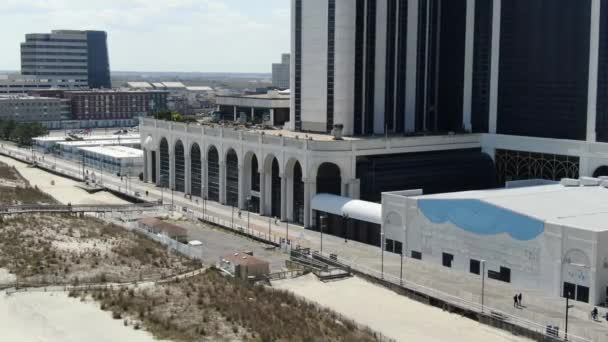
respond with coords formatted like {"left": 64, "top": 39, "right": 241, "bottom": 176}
{"left": 418, "top": 199, "right": 544, "bottom": 241}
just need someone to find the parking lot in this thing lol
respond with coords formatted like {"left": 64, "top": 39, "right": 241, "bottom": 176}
{"left": 168, "top": 218, "right": 288, "bottom": 272}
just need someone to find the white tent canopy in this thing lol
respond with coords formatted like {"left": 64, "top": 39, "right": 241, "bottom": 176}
{"left": 311, "top": 193, "right": 382, "bottom": 224}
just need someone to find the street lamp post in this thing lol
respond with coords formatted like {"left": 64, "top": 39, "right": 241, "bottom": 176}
{"left": 565, "top": 292, "right": 574, "bottom": 341}
{"left": 286, "top": 217, "right": 289, "bottom": 243}
{"left": 246, "top": 197, "right": 251, "bottom": 232}
{"left": 381, "top": 232, "right": 385, "bottom": 279}
{"left": 342, "top": 213, "right": 349, "bottom": 243}
{"left": 481, "top": 260, "right": 486, "bottom": 313}
{"left": 320, "top": 214, "right": 327, "bottom": 254}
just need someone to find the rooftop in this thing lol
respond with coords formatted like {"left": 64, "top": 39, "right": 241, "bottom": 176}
{"left": 34, "top": 134, "right": 140, "bottom": 142}
{"left": 57, "top": 138, "right": 140, "bottom": 147}
{"left": 414, "top": 182, "right": 608, "bottom": 231}
{"left": 78, "top": 145, "right": 144, "bottom": 159}
{"left": 222, "top": 253, "right": 269, "bottom": 267}
{"left": 0, "top": 95, "right": 63, "bottom": 101}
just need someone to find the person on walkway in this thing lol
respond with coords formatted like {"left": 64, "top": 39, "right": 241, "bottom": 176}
{"left": 518, "top": 293, "right": 522, "bottom": 307}
{"left": 592, "top": 307, "right": 598, "bottom": 320}
{"left": 513, "top": 295, "right": 518, "bottom": 308}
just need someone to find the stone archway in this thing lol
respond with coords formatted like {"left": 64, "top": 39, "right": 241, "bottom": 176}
{"left": 159, "top": 138, "right": 169, "bottom": 187}
{"left": 316, "top": 162, "right": 341, "bottom": 195}
{"left": 174, "top": 140, "right": 185, "bottom": 192}
{"left": 225, "top": 149, "right": 239, "bottom": 208}
{"left": 207, "top": 145, "right": 220, "bottom": 202}
{"left": 190, "top": 143, "right": 202, "bottom": 196}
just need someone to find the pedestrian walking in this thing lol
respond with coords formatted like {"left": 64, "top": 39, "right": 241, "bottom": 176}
{"left": 513, "top": 295, "right": 518, "bottom": 308}
{"left": 518, "top": 293, "right": 522, "bottom": 307}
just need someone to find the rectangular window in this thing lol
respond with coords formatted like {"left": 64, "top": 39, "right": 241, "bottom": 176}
{"left": 394, "top": 241, "right": 403, "bottom": 255}
{"left": 385, "top": 238, "right": 394, "bottom": 252}
{"left": 470, "top": 259, "right": 480, "bottom": 275}
{"left": 488, "top": 266, "right": 511, "bottom": 283}
{"left": 442, "top": 253, "right": 454, "bottom": 268}
{"left": 563, "top": 282, "right": 576, "bottom": 299}
{"left": 411, "top": 250, "right": 422, "bottom": 260}
{"left": 576, "top": 285, "right": 589, "bottom": 303}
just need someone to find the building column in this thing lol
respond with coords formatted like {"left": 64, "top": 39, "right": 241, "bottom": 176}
{"left": 303, "top": 178, "right": 312, "bottom": 228}
{"left": 265, "top": 171, "right": 273, "bottom": 216}
{"left": 169, "top": 151, "right": 175, "bottom": 189}
{"left": 202, "top": 157, "right": 208, "bottom": 198}
{"left": 270, "top": 108, "right": 275, "bottom": 125}
{"left": 143, "top": 149, "right": 149, "bottom": 182}
{"left": 307, "top": 180, "right": 317, "bottom": 228}
{"left": 238, "top": 165, "right": 246, "bottom": 209}
{"left": 280, "top": 174, "right": 287, "bottom": 221}
{"left": 219, "top": 161, "right": 226, "bottom": 204}
{"left": 488, "top": 0, "right": 501, "bottom": 134}
{"left": 587, "top": 0, "right": 601, "bottom": 142}
{"left": 286, "top": 174, "right": 294, "bottom": 221}
{"left": 259, "top": 170, "right": 266, "bottom": 215}
{"left": 233, "top": 106, "right": 237, "bottom": 121}
{"left": 250, "top": 107, "right": 255, "bottom": 122}
{"left": 155, "top": 149, "right": 161, "bottom": 186}
{"left": 341, "top": 181, "right": 349, "bottom": 197}
{"left": 185, "top": 153, "right": 191, "bottom": 194}
{"left": 462, "top": 0, "right": 475, "bottom": 132}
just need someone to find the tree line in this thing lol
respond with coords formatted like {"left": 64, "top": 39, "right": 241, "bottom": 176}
{"left": 0, "top": 119, "right": 48, "bottom": 146}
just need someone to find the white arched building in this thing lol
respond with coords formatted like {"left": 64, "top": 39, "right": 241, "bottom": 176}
{"left": 139, "top": 117, "right": 483, "bottom": 230}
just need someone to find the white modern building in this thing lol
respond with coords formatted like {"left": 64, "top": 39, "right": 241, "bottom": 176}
{"left": 79, "top": 145, "right": 143, "bottom": 176}
{"left": 33, "top": 133, "right": 140, "bottom": 152}
{"left": 272, "top": 53, "right": 290, "bottom": 89}
{"left": 381, "top": 179, "right": 608, "bottom": 305}
{"left": 57, "top": 138, "right": 141, "bottom": 159}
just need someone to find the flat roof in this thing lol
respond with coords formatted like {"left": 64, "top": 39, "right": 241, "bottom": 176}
{"left": 127, "top": 82, "right": 153, "bottom": 88}
{"left": 57, "top": 138, "right": 140, "bottom": 147}
{"left": 186, "top": 86, "right": 213, "bottom": 91}
{"left": 34, "top": 134, "right": 140, "bottom": 142}
{"left": 414, "top": 183, "right": 608, "bottom": 231}
{"left": 79, "top": 145, "right": 143, "bottom": 159}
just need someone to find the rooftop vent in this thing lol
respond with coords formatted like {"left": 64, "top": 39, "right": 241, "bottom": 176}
{"left": 580, "top": 177, "right": 601, "bottom": 186}
{"left": 560, "top": 178, "right": 580, "bottom": 187}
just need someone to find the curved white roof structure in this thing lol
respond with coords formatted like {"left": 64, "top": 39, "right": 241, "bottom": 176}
{"left": 311, "top": 193, "right": 382, "bottom": 224}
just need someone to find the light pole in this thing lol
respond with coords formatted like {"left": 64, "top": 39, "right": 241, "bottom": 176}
{"left": 246, "top": 197, "right": 251, "bottom": 232}
{"left": 481, "top": 260, "right": 486, "bottom": 313}
{"left": 268, "top": 216, "right": 272, "bottom": 241}
{"left": 565, "top": 292, "right": 574, "bottom": 341}
{"left": 342, "top": 213, "right": 349, "bottom": 243}
{"left": 286, "top": 217, "right": 289, "bottom": 243}
{"left": 320, "top": 214, "right": 327, "bottom": 254}
{"left": 381, "top": 232, "right": 385, "bottom": 279}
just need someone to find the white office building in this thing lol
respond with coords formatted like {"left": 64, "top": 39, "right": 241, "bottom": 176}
{"left": 79, "top": 145, "right": 143, "bottom": 176}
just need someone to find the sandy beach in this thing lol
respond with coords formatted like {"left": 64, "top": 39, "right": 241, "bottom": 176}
{"left": 273, "top": 274, "right": 532, "bottom": 342}
{"left": 0, "top": 155, "right": 128, "bottom": 205}
{"left": 0, "top": 291, "right": 158, "bottom": 342}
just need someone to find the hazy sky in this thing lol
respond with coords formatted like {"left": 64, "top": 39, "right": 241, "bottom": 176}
{"left": 1, "top": 0, "right": 290, "bottom": 73}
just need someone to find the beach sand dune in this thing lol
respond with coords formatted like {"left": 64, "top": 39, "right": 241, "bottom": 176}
{"left": 273, "top": 274, "right": 532, "bottom": 342}
{"left": 0, "top": 291, "right": 158, "bottom": 342}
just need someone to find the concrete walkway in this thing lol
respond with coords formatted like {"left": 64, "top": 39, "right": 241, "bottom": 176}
{"left": 1, "top": 144, "right": 606, "bottom": 342}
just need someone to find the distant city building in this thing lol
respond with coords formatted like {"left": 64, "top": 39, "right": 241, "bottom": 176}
{"left": 0, "top": 95, "right": 70, "bottom": 122}
{"left": 30, "top": 89, "right": 168, "bottom": 120}
{"left": 272, "top": 53, "right": 290, "bottom": 89}
{"left": 21, "top": 30, "right": 111, "bottom": 89}
{"left": 0, "top": 74, "right": 81, "bottom": 94}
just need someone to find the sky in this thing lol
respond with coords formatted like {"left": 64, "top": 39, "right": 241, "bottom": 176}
{"left": 0, "top": 0, "right": 290, "bottom": 73}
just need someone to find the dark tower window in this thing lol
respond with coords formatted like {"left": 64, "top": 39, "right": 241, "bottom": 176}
{"left": 497, "top": 0, "right": 591, "bottom": 140}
